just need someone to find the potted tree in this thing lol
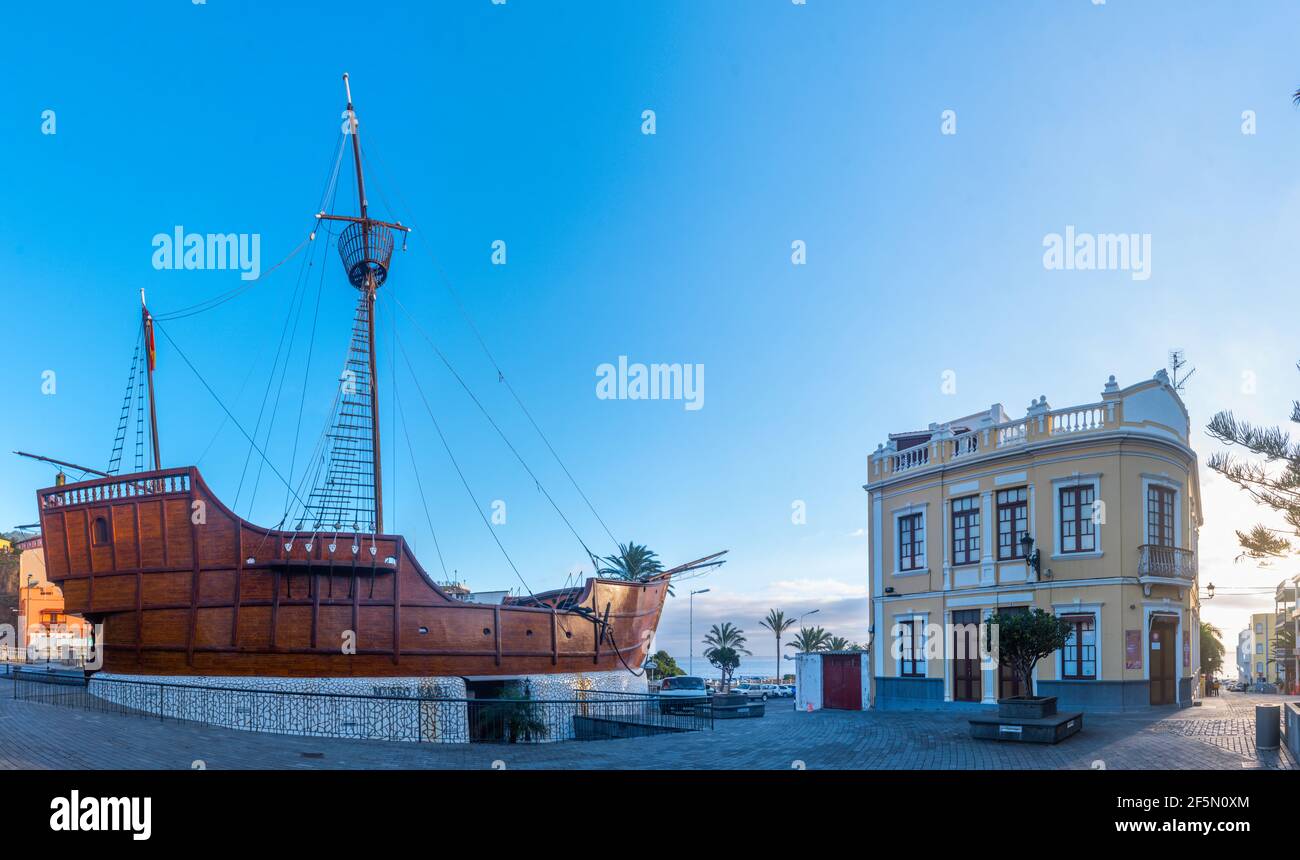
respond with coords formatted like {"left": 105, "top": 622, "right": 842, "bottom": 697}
{"left": 988, "top": 608, "right": 1074, "bottom": 720}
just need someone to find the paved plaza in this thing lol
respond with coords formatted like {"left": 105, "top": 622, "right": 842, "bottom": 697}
{"left": 0, "top": 679, "right": 1294, "bottom": 770}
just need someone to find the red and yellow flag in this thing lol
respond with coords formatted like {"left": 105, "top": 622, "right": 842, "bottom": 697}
{"left": 143, "top": 310, "right": 157, "bottom": 372}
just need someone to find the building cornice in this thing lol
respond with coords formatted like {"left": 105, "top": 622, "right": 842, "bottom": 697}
{"left": 863, "top": 428, "right": 1196, "bottom": 494}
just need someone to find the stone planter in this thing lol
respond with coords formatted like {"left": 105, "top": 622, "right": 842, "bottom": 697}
{"left": 710, "top": 691, "right": 765, "bottom": 719}
{"left": 997, "top": 696, "right": 1057, "bottom": 720}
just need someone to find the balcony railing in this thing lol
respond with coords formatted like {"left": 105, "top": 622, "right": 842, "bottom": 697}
{"left": 1137, "top": 544, "right": 1197, "bottom": 580}
{"left": 872, "top": 400, "right": 1119, "bottom": 479}
{"left": 890, "top": 445, "right": 929, "bottom": 473}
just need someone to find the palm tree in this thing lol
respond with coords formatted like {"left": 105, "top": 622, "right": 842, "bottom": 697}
{"left": 759, "top": 609, "right": 796, "bottom": 681}
{"left": 703, "top": 622, "right": 750, "bottom": 691}
{"left": 1199, "top": 621, "right": 1224, "bottom": 679}
{"left": 597, "top": 541, "right": 664, "bottom": 581}
{"left": 826, "top": 635, "right": 853, "bottom": 651}
{"left": 787, "top": 625, "right": 831, "bottom": 653}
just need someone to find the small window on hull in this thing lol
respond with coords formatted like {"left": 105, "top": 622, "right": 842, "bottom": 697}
{"left": 92, "top": 516, "right": 110, "bottom": 546}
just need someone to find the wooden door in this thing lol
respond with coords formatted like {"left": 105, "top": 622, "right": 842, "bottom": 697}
{"left": 951, "top": 609, "right": 982, "bottom": 702}
{"left": 997, "top": 606, "right": 1029, "bottom": 699}
{"left": 1149, "top": 618, "right": 1177, "bottom": 705}
{"left": 822, "top": 653, "right": 862, "bottom": 710}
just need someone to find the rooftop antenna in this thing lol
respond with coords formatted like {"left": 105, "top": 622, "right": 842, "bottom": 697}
{"left": 1168, "top": 349, "right": 1195, "bottom": 393}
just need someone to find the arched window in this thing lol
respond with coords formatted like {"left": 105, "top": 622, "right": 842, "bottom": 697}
{"left": 92, "top": 516, "right": 110, "bottom": 546}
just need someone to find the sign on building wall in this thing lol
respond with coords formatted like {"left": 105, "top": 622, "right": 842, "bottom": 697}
{"left": 1183, "top": 628, "right": 1191, "bottom": 668}
{"left": 1125, "top": 629, "right": 1143, "bottom": 670}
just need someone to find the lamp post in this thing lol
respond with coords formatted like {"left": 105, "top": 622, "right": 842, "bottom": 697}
{"left": 689, "top": 588, "right": 710, "bottom": 675}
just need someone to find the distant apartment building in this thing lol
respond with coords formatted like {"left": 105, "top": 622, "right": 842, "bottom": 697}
{"left": 1278, "top": 576, "right": 1298, "bottom": 692}
{"left": 11, "top": 535, "right": 91, "bottom": 658}
{"left": 866, "top": 370, "right": 1202, "bottom": 711}
{"left": 1238, "top": 579, "right": 1300, "bottom": 689}
{"left": 1248, "top": 612, "right": 1277, "bottom": 684}
{"left": 1236, "top": 627, "right": 1253, "bottom": 684}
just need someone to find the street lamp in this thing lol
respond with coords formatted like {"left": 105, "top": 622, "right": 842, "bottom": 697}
{"left": 1020, "top": 533, "right": 1041, "bottom": 579}
{"left": 799, "top": 609, "right": 821, "bottom": 627}
{"left": 1200, "top": 582, "right": 1215, "bottom": 601}
{"left": 689, "top": 588, "right": 710, "bottom": 675}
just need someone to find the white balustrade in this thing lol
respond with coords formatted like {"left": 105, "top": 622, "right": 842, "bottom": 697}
{"left": 1049, "top": 403, "right": 1108, "bottom": 435}
{"left": 950, "top": 432, "right": 979, "bottom": 459}
{"left": 891, "top": 446, "right": 930, "bottom": 473}
{"left": 996, "top": 421, "right": 1027, "bottom": 448}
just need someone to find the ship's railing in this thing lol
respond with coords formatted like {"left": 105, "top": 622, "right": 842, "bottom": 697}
{"left": 9, "top": 673, "right": 713, "bottom": 744}
{"left": 40, "top": 469, "right": 192, "bottom": 509}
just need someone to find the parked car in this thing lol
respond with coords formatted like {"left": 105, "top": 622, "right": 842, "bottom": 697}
{"left": 658, "top": 675, "right": 709, "bottom": 714}
{"left": 733, "top": 682, "right": 780, "bottom": 701}
{"left": 777, "top": 684, "right": 795, "bottom": 698}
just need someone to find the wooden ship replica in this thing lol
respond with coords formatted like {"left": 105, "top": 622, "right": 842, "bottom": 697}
{"left": 31, "top": 76, "right": 723, "bottom": 679}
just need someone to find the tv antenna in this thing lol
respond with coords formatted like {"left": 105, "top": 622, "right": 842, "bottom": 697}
{"left": 1169, "top": 349, "right": 1195, "bottom": 393}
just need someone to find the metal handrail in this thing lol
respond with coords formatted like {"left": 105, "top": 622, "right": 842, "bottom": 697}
{"left": 1137, "top": 544, "right": 1197, "bottom": 578}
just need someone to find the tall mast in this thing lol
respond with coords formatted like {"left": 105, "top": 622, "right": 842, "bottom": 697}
{"left": 310, "top": 74, "right": 410, "bottom": 535}
{"left": 344, "top": 73, "right": 383, "bottom": 534}
{"left": 141, "top": 288, "right": 162, "bottom": 471}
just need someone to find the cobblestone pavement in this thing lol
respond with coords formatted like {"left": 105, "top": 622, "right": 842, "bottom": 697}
{"left": 0, "top": 679, "right": 1294, "bottom": 770}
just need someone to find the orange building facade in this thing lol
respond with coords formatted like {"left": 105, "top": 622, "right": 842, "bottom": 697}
{"left": 12, "top": 535, "right": 92, "bottom": 659}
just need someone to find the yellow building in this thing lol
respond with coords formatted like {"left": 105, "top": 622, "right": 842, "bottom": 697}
{"left": 1248, "top": 611, "right": 1279, "bottom": 685}
{"left": 867, "top": 370, "right": 1202, "bottom": 711}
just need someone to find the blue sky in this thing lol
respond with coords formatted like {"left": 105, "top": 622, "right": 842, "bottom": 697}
{"left": 3, "top": 1, "right": 1299, "bottom": 677}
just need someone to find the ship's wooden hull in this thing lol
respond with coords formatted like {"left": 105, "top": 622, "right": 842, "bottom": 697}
{"left": 36, "top": 468, "right": 667, "bottom": 678}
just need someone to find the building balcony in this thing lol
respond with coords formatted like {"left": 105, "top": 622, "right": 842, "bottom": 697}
{"left": 1137, "top": 544, "right": 1196, "bottom": 594}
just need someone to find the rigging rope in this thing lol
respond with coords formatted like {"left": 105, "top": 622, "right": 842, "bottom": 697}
{"left": 284, "top": 222, "right": 333, "bottom": 513}
{"left": 233, "top": 229, "right": 316, "bottom": 513}
{"left": 242, "top": 226, "right": 323, "bottom": 517}
{"left": 396, "top": 333, "right": 535, "bottom": 598}
{"left": 153, "top": 135, "right": 345, "bottom": 323}
{"left": 106, "top": 322, "right": 144, "bottom": 475}
{"left": 363, "top": 142, "right": 621, "bottom": 553}
{"left": 394, "top": 384, "right": 449, "bottom": 581}
{"left": 151, "top": 320, "right": 310, "bottom": 510}
{"left": 227, "top": 132, "right": 348, "bottom": 517}
{"left": 150, "top": 237, "right": 312, "bottom": 321}
{"left": 382, "top": 290, "right": 604, "bottom": 570}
